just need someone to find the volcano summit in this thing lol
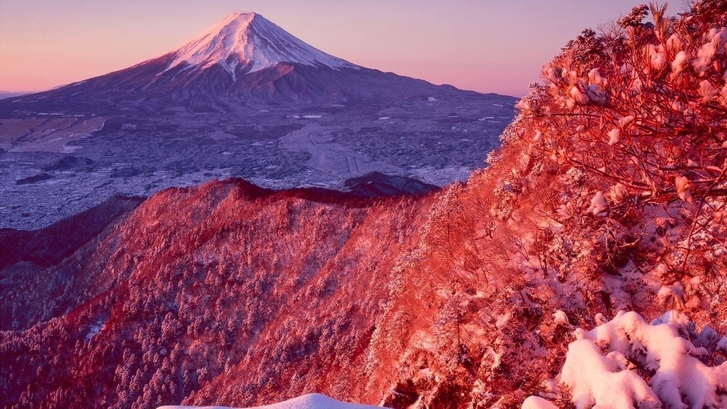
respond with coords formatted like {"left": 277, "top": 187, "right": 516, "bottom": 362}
{"left": 0, "top": 13, "right": 516, "bottom": 230}
{"left": 39, "top": 12, "right": 381, "bottom": 104}
{"left": 166, "top": 12, "right": 356, "bottom": 77}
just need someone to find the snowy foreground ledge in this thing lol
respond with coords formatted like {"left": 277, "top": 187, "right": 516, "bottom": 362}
{"left": 524, "top": 310, "right": 727, "bottom": 409}
{"left": 158, "top": 393, "right": 385, "bottom": 409}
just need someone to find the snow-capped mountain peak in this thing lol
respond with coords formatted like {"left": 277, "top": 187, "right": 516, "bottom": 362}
{"left": 166, "top": 12, "right": 356, "bottom": 78}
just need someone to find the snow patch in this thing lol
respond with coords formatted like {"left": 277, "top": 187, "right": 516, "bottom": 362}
{"left": 561, "top": 339, "right": 660, "bottom": 408}
{"left": 607, "top": 128, "right": 620, "bottom": 146}
{"left": 85, "top": 320, "right": 106, "bottom": 341}
{"left": 528, "top": 310, "right": 727, "bottom": 408}
{"left": 552, "top": 310, "right": 569, "bottom": 326}
{"left": 521, "top": 396, "right": 558, "bottom": 409}
{"left": 157, "top": 393, "right": 386, "bottom": 409}
{"left": 586, "top": 191, "right": 607, "bottom": 215}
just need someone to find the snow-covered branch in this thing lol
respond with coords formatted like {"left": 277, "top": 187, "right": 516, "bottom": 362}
{"left": 524, "top": 310, "right": 727, "bottom": 408}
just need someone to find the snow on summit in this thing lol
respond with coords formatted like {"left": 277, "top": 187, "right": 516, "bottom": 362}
{"left": 166, "top": 12, "right": 356, "bottom": 78}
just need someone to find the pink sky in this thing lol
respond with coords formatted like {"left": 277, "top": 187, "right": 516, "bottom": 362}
{"left": 0, "top": 0, "right": 664, "bottom": 97}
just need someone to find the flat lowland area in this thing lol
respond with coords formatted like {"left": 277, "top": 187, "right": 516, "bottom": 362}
{"left": 0, "top": 92, "right": 516, "bottom": 229}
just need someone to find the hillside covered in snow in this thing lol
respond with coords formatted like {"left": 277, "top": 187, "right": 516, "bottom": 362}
{"left": 1, "top": 1, "right": 727, "bottom": 409}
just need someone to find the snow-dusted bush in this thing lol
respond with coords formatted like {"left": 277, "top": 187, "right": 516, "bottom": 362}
{"left": 526, "top": 310, "right": 727, "bottom": 408}
{"left": 513, "top": 1, "right": 727, "bottom": 277}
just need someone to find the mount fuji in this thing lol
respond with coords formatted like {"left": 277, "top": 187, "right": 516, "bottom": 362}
{"left": 20, "top": 12, "right": 466, "bottom": 106}
{"left": 0, "top": 12, "right": 517, "bottom": 230}
{"left": 167, "top": 12, "right": 356, "bottom": 76}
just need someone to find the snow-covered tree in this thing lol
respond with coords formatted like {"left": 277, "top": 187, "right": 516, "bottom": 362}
{"left": 514, "top": 1, "right": 727, "bottom": 278}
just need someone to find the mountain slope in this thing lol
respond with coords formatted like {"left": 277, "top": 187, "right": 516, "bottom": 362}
{"left": 9, "top": 12, "right": 464, "bottom": 107}
{"left": 0, "top": 179, "right": 440, "bottom": 408}
{"left": 0, "top": 195, "right": 142, "bottom": 270}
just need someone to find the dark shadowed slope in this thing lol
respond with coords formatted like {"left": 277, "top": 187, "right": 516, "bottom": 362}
{"left": 340, "top": 172, "right": 440, "bottom": 198}
{"left": 0, "top": 196, "right": 143, "bottom": 269}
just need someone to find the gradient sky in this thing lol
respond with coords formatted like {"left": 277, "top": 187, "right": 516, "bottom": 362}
{"left": 0, "top": 0, "right": 677, "bottom": 96}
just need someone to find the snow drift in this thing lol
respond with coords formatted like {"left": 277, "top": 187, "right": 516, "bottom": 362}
{"left": 527, "top": 310, "right": 727, "bottom": 408}
{"left": 158, "top": 393, "right": 384, "bottom": 409}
